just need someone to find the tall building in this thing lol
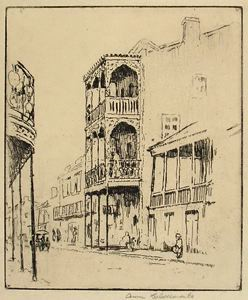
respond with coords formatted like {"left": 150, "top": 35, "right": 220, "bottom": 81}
{"left": 83, "top": 55, "right": 143, "bottom": 249}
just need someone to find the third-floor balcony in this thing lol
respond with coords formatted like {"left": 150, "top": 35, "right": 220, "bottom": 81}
{"left": 86, "top": 97, "right": 140, "bottom": 127}
{"left": 106, "top": 96, "right": 139, "bottom": 115}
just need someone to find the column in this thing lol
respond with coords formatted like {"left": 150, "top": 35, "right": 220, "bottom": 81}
{"left": 106, "top": 186, "right": 109, "bottom": 251}
{"left": 90, "top": 194, "right": 93, "bottom": 248}
{"left": 97, "top": 194, "right": 100, "bottom": 247}
{"left": 30, "top": 153, "right": 37, "bottom": 281}
{"left": 19, "top": 168, "right": 24, "bottom": 271}
{"left": 11, "top": 184, "right": 15, "bottom": 261}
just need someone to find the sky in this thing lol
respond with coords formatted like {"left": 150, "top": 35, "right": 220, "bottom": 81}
{"left": 6, "top": 7, "right": 240, "bottom": 202}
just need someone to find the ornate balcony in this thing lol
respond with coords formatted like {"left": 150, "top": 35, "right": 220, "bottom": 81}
{"left": 106, "top": 97, "right": 139, "bottom": 115}
{"left": 6, "top": 62, "right": 36, "bottom": 185}
{"left": 108, "top": 159, "right": 140, "bottom": 179}
{"left": 86, "top": 101, "right": 106, "bottom": 127}
{"left": 85, "top": 163, "right": 106, "bottom": 188}
{"left": 7, "top": 62, "right": 36, "bottom": 147}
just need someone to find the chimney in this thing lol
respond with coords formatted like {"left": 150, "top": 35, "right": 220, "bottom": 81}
{"left": 182, "top": 17, "right": 200, "bottom": 44}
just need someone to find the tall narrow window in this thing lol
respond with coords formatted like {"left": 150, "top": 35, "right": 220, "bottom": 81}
{"left": 164, "top": 212, "right": 174, "bottom": 236}
{"left": 179, "top": 144, "right": 192, "bottom": 188}
{"left": 194, "top": 139, "right": 210, "bottom": 184}
{"left": 153, "top": 155, "right": 164, "bottom": 193}
{"left": 165, "top": 149, "right": 178, "bottom": 190}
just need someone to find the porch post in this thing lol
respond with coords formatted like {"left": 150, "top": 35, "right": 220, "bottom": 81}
{"left": 106, "top": 185, "right": 109, "bottom": 251}
{"left": 90, "top": 194, "right": 93, "bottom": 248}
{"left": 30, "top": 153, "right": 37, "bottom": 281}
{"left": 98, "top": 193, "right": 100, "bottom": 247}
{"left": 11, "top": 184, "right": 15, "bottom": 261}
{"left": 19, "top": 168, "right": 24, "bottom": 271}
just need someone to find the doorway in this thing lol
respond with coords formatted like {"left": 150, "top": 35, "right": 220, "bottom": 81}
{"left": 185, "top": 210, "right": 199, "bottom": 253}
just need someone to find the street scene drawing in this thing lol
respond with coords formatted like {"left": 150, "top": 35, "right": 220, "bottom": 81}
{"left": 5, "top": 7, "right": 242, "bottom": 290}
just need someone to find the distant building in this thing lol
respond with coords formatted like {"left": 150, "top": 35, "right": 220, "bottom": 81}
{"left": 161, "top": 114, "right": 180, "bottom": 139}
{"left": 49, "top": 156, "right": 85, "bottom": 248}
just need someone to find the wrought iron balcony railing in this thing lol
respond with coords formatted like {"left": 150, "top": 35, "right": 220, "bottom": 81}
{"left": 106, "top": 97, "right": 139, "bottom": 115}
{"left": 53, "top": 201, "right": 83, "bottom": 220}
{"left": 85, "top": 163, "right": 106, "bottom": 188}
{"left": 108, "top": 159, "right": 140, "bottom": 179}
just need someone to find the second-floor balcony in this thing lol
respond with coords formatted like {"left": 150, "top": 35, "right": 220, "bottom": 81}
{"left": 150, "top": 182, "right": 213, "bottom": 208}
{"left": 108, "top": 159, "right": 140, "bottom": 179}
{"left": 85, "top": 159, "right": 140, "bottom": 188}
{"left": 86, "top": 101, "right": 106, "bottom": 126}
{"left": 85, "top": 163, "right": 106, "bottom": 188}
{"left": 53, "top": 201, "right": 83, "bottom": 221}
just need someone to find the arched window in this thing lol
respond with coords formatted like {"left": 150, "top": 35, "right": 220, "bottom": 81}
{"left": 110, "top": 122, "right": 137, "bottom": 159}
{"left": 98, "top": 127, "right": 105, "bottom": 138}
{"left": 100, "top": 72, "right": 106, "bottom": 88}
{"left": 92, "top": 77, "right": 99, "bottom": 89}
{"left": 110, "top": 65, "right": 138, "bottom": 98}
{"left": 86, "top": 83, "right": 91, "bottom": 90}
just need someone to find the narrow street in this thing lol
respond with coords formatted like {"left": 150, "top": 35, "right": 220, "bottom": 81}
{"left": 6, "top": 246, "right": 217, "bottom": 289}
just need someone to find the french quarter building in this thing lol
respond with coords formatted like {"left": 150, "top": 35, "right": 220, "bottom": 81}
{"left": 136, "top": 17, "right": 240, "bottom": 261}
{"left": 83, "top": 55, "right": 143, "bottom": 249}
{"left": 50, "top": 156, "right": 85, "bottom": 248}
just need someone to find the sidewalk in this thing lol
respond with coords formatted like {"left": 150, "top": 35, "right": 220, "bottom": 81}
{"left": 108, "top": 249, "right": 215, "bottom": 268}
{"left": 5, "top": 251, "right": 50, "bottom": 288}
{"left": 52, "top": 244, "right": 215, "bottom": 268}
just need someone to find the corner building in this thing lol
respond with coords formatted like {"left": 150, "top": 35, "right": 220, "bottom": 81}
{"left": 84, "top": 55, "right": 143, "bottom": 249}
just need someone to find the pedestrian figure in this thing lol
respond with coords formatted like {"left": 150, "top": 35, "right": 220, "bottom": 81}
{"left": 172, "top": 233, "right": 183, "bottom": 259}
{"left": 129, "top": 237, "right": 136, "bottom": 251}
{"left": 45, "top": 237, "right": 50, "bottom": 252}
{"left": 119, "top": 231, "right": 131, "bottom": 249}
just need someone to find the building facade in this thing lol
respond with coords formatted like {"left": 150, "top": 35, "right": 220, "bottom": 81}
{"left": 50, "top": 156, "right": 85, "bottom": 248}
{"left": 84, "top": 55, "right": 143, "bottom": 249}
{"left": 147, "top": 123, "right": 214, "bottom": 253}
{"left": 147, "top": 122, "right": 241, "bottom": 263}
{"left": 129, "top": 17, "right": 241, "bottom": 251}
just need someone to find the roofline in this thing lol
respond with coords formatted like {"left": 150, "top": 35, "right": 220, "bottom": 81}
{"left": 130, "top": 21, "right": 232, "bottom": 56}
{"left": 83, "top": 53, "right": 141, "bottom": 82}
{"left": 202, "top": 24, "right": 231, "bottom": 37}
{"left": 147, "top": 122, "right": 199, "bottom": 152}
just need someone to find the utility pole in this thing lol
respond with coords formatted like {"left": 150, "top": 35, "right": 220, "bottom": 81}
{"left": 30, "top": 153, "right": 37, "bottom": 281}
{"left": 19, "top": 167, "right": 24, "bottom": 271}
{"left": 11, "top": 184, "right": 15, "bottom": 261}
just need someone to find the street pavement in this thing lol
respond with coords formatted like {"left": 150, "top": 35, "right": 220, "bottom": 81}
{"left": 6, "top": 246, "right": 224, "bottom": 289}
